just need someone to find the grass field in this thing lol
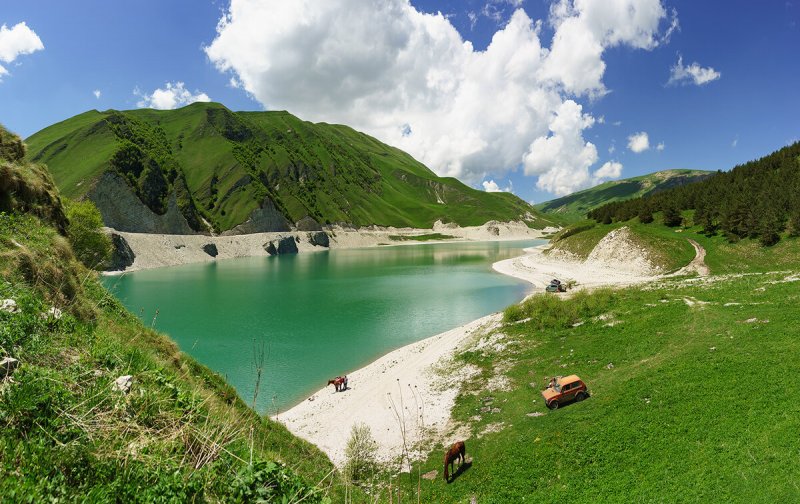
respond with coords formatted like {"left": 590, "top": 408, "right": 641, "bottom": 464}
{"left": 381, "top": 219, "right": 800, "bottom": 503}
{"left": 396, "top": 269, "right": 799, "bottom": 502}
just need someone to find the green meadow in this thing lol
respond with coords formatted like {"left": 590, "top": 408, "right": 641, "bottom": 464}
{"left": 393, "top": 224, "right": 800, "bottom": 503}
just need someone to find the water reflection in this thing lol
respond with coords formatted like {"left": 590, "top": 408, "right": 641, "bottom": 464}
{"left": 104, "top": 240, "right": 543, "bottom": 412}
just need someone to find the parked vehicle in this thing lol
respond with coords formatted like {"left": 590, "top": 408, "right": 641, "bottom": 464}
{"left": 541, "top": 375, "right": 589, "bottom": 410}
{"left": 545, "top": 278, "right": 567, "bottom": 293}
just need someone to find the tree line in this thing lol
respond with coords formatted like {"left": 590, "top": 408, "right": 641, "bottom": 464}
{"left": 588, "top": 142, "right": 800, "bottom": 246}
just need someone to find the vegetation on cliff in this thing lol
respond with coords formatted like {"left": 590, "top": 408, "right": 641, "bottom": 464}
{"left": 26, "top": 103, "right": 546, "bottom": 233}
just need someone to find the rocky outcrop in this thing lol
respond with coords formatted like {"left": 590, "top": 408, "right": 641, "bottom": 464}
{"left": 114, "top": 375, "right": 133, "bottom": 394}
{"left": 108, "top": 233, "right": 135, "bottom": 271}
{"left": 296, "top": 216, "right": 322, "bottom": 231}
{"left": 308, "top": 231, "right": 330, "bottom": 247}
{"left": 264, "top": 236, "right": 299, "bottom": 255}
{"left": 202, "top": 243, "right": 219, "bottom": 257}
{"left": 221, "top": 197, "right": 291, "bottom": 235}
{"left": 88, "top": 172, "right": 195, "bottom": 234}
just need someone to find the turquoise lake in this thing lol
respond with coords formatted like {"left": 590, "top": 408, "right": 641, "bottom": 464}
{"left": 102, "top": 240, "right": 543, "bottom": 413}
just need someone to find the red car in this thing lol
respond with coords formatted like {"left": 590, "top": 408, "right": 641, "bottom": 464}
{"left": 541, "top": 375, "right": 589, "bottom": 410}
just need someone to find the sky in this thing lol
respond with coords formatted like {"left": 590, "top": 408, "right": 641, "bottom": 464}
{"left": 1, "top": 0, "right": 798, "bottom": 204}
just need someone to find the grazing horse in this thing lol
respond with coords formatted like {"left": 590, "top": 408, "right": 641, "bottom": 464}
{"left": 327, "top": 377, "right": 344, "bottom": 392}
{"left": 443, "top": 441, "right": 466, "bottom": 482}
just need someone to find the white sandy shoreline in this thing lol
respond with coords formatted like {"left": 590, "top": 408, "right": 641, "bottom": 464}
{"left": 105, "top": 220, "right": 556, "bottom": 274}
{"left": 275, "top": 234, "right": 668, "bottom": 468}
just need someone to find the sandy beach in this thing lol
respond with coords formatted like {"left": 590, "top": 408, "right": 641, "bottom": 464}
{"left": 276, "top": 231, "right": 674, "bottom": 468}
{"left": 107, "top": 220, "right": 557, "bottom": 273}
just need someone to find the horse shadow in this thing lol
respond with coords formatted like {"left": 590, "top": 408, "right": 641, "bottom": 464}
{"left": 447, "top": 459, "right": 472, "bottom": 484}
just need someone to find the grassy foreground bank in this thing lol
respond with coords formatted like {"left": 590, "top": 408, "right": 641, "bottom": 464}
{"left": 0, "top": 123, "right": 358, "bottom": 502}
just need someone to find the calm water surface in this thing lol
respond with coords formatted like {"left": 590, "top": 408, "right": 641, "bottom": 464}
{"left": 103, "top": 240, "right": 542, "bottom": 412}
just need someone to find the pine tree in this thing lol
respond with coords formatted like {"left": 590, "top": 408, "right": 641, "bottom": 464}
{"left": 638, "top": 206, "right": 654, "bottom": 224}
{"left": 662, "top": 205, "right": 682, "bottom": 227}
{"left": 789, "top": 210, "right": 800, "bottom": 237}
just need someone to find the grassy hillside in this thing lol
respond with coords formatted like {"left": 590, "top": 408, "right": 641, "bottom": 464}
{"left": 535, "top": 169, "right": 712, "bottom": 223}
{"left": 589, "top": 142, "right": 800, "bottom": 247}
{"left": 1, "top": 127, "right": 355, "bottom": 501}
{"left": 26, "top": 103, "right": 547, "bottom": 232}
{"left": 395, "top": 220, "right": 800, "bottom": 502}
{"left": 546, "top": 219, "right": 695, "bottom": 272}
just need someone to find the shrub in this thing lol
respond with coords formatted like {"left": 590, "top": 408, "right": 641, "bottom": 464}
{"left": 343, "top": 423, "right": 378, "bottom": 484}
{"left": 503, "top": 288, "right": 617, "bottom": 330}
{"left": 65, "top": 200, "right": 112, "bottom": 269}
{"left": 227, "top": 460, "right": 330, "bottom": 503}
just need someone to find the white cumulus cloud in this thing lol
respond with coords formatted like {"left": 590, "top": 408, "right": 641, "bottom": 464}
{"left": 0, "top": 22, "right": 44, "bottom": 80}
{"left": 668, "top": 55, "right": 720, "bottom": 86}
{"left": 482, "top": 179, "right": 513, "bottom": 193}
{"left": 593, "top": 160, "right": 623, "bottom": 182}
{"left": 656, "top": 141, "right": 665, "bottom": 151}
{"left": 206, "top": 0, "right": 674, "bottom": 195}
{"left": 135, "top": 82, "right": 211, "bottom": 110}
{"left": 523, "top": 100, "right": 599, "bottom": 195}
{"left": 93, "top": 89, "right": 101, "bottom": 99}
{"left": 628, "top": 131, "right": 650, "bottom": 153}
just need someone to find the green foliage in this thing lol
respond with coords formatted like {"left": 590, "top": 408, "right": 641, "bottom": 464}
{"left": 637, "top": 206, "right": 654, "bottom": 223}
{"left": 65, "top": 199, "right": 112, "bottom": 269}
{"left": 343, "top": 423, "right": 378, "bottom": 484}
{"left": 503, "top": 288, "right": 616, "bottom": 329}
{"left": 589, "top": 142, "right": 800, "bottom": 246}
{"left": 662, "top": 205, "right": 683, "bottom": 227}
{"left": 227, "top": 461, "right": 331, "bottom": 504}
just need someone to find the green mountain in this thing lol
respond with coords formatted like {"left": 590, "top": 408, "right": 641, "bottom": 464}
{"left": 534, "top": 169, "right": 712, "bottom": 223}
{"left": 25, "top": 102, "right": 544, "bottom": 234}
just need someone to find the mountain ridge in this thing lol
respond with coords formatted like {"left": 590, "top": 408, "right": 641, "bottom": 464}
{"left": 535, "top": 169, "right": 713, "bottom": 223}
{"left": 25, "top": 102, "right": 548, "bottom": 234}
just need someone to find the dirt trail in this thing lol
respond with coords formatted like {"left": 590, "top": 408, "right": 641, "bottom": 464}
{"left": 673, "top": 239, "right": 710, "bottom": 277}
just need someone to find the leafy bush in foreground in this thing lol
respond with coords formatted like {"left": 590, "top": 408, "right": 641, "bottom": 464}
{"left": 65, "top": 199, "right": 112, "bottom": 269}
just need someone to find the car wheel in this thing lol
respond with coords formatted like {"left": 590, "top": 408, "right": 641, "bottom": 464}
{"left": 576, "top": 392, "right": 587, "bottom": 402}
{"left": 548, "top": 400, "right": 559, "bottom": 410}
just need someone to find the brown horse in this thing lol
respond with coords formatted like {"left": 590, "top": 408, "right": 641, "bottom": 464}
{"left": 327, "top": 377, "right": 344, "bottom": 392}
{"left": 443, "top": 441, "right": 466, "bottom": 482}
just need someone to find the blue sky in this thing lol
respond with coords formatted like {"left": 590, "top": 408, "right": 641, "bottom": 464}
{"left": 1, "top": 1, "right": 798, "bottom": 204}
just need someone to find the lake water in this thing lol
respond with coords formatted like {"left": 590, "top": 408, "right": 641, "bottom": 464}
{"left": 102, "top": 240, "right": 542, "bottom": 413}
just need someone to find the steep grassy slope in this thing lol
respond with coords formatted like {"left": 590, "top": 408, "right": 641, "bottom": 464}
{"left": 535, "top": 169, "right": 712, "bottom": 223}
{"left": 26, "top": 103, "right": 545, "bottom": 233}
{"left": 1, "top": 128, "right": 354, "bottom": 501}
